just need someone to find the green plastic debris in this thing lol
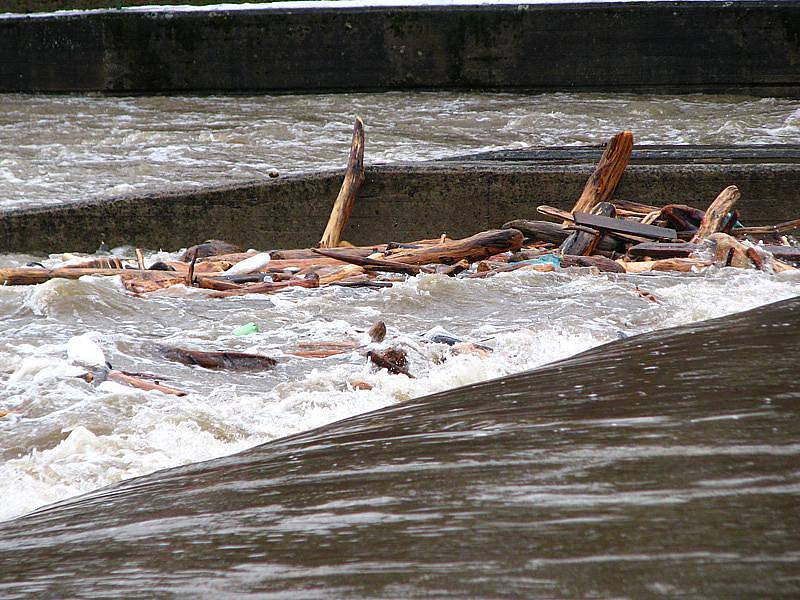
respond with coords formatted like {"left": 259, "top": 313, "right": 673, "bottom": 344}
{"left": 516, "top": 254, "right": 561, "bottom": 268}
{"left": 233, "top": 322, "right": 259, "bottom": 336}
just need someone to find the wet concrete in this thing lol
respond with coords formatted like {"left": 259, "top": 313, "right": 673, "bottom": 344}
{"left": 1, "top": 146, "right": 798, "bottom": 253}
{"left": 1, "top": 2, "right": 799, "bottom": 95}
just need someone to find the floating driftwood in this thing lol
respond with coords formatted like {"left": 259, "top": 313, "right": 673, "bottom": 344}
{"left": 162, "top": 347, "right": 277, "bottom": 370}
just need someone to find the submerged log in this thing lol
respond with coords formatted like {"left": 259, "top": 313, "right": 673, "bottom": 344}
{"left": 567, "top": 131, "right": 634, "bottom": 222}
{"left": 367, "top": 348, "right": 414, "bottom": 378}
{"left": 162, "top": 347, "right": 277, "bottom": 370}
{"left": 108, "top": 370, "right": 187, "bottom": 396}
{"left": 384, "top": 229, "right": 524, "bottom": 265}
{"left": 560, "top": 202, "right": 616, "bottom": 256}
{"left": 319, "top": 116, "right": 366, "bottom": 248}
{"left": 691, "top": 186, "right": 741, "bottom": 242}
{"left": 289, "top": 340, "right": 359, "bottom": 358}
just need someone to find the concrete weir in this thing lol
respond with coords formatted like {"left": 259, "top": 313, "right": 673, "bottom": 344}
{"left": 1, "top": 146, "right": 798, "bottom": 253}
{"left": 0, "top": 1, "right": 799, "bottom": 94}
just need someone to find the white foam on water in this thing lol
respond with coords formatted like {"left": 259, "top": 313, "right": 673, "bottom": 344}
{"left": 1, "top": 264, "right": 798, "bottom": 522}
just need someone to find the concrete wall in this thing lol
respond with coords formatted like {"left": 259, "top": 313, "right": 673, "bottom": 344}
{"left": 1, "top": 146, "right": 798, "bottom": 253}
{"left": 1, "top": 2, "right": 799, "bottom": 94}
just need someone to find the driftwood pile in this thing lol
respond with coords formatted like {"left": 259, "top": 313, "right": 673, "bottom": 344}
{"left": 2, "top": 120, "right": 799, "bottom": 398}
{"left": 2, "top": 122, "right": 798, "bottom": 300}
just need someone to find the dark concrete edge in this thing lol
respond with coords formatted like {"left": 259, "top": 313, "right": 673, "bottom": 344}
{"left": 3, "top": 1, "right": 798, "bottom": 20}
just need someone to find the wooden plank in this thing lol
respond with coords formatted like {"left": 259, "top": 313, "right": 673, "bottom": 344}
{"left": 627, "top": 242, "right": 702, "bottom": 259}
{"left": 574, "top": 212, "right": 677, "bottom": 240}
{"left": 560, "top": 202, "right": 615, "bottom": 256}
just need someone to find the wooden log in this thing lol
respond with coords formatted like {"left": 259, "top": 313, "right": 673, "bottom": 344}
{"left": 367, "top": 348, "right": 414, "bottom": 378}
{"left": 708, "top": 232, "right": 754, "bottom": 268}
{"left": 162, "top": 347, "right": 277, "bottom": 370}
{"left": 503, "top": 219, "right": 621, "bottom": 253}
{"left": 319, "top": 116, "right": 366, "bottom": 248}
{"left": 627, "top": 242, "right": 702, "bottom": 259}
{"left": 763, "top": 245, "right": 800, "bottom": 262}
{"left": 566, "top": 131, "right": 634, "bottom": 222}
{"left": 691, "top": 186, "right": 741, "bottom": 242}
{"left": 107, "top": 370, "right": 187, "bottom": 396}
{"left": 432, "top": 259, "right": 471, "bottom": 276}
{"left": 618, "top": 257, "right": 710, "bottom": 273}
{"left": 61, "top": 256, "right": 125, "bottom": 270}
{"left": 331, "top": 279, "right": 394, "bottom": 289}
{"left": 181, "top": 240, "right": 241, "bottom": 261}
{"left": 560, "top": 202, "right": 616, "bottom": 256}
{"left": 384, "top": 229, "right": 524, "bottom": 265}
{"left": 209, "top": 275, "right": 320, "bottom": 298}
{"left": 271, "top": 246, "right": 383, "bottom": 260}
{"left": 312, "top": 248, "right": 426, "bottom": 276}
{"left": 560, "top": 255, "right": 625, "bottom": 273}
{"left": 537, "top": 205, "right": 573, "bottom": 222}
{"left": 288, "top": 340, "right": 359, "bottom": 358}
{"left": 611, "top": 199, "right": 662, "bottom": 214}
{"left": 731, "top": 218, "right": 800, "bottom": 237}
{"left": 318, "top": 264, "right": 366, "bottom": 285}
{"left": 574, "top": 212, "right": 677, "bottom": 241}
{"left": 194, "top": 276, "right": 246, "bottom": 292}
{"left": 0, "top": 266, "right": 189, "bottom": 287}
{"left": 135, "top": 248, "right": 146, "bottom": 270}
{"left": 661, "top": 204, "right": 705, "bottom": 232}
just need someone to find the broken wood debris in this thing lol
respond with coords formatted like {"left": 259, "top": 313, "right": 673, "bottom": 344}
{"left": 0, "top": 125, "right": 796, "bottom": 299}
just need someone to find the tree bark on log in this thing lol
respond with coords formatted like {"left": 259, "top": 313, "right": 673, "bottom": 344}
{"left": 691, "top": 186, "right": 741, "bottom": 243}
{"left": 560, "top": 202, "right": 616, "bottom": 256}
{"left": 319, "top": 117, "right": 366, "bottom": 248}
{"left": 384, "top": 229, "right": 524, "bottom": 265}
{"left": 566, "top": 131, "right": 634, "bottom": 223}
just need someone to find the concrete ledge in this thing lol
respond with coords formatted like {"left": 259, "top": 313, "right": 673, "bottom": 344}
{"left": 1, "top": 2, "right": 799, "bottom": 94}
{"left": 1, "top": 145, "right": 798, "bottom": 253}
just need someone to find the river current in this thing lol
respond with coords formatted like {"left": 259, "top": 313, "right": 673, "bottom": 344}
{"left": 0, "top": 91, "right": 799, "bottom": 528}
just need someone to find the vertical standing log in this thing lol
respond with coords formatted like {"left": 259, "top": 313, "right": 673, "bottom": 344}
{"left": 560, "top": 202, "right": 616, "bottom": 256}
{"left": 319, "top": 117, "right": 366, "bottom": 249}
{"left": 566, "top": 131, "right": 634, "bottom": 224}
{"left": 691, "top": 186, "right": 741, "bottom": 243}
